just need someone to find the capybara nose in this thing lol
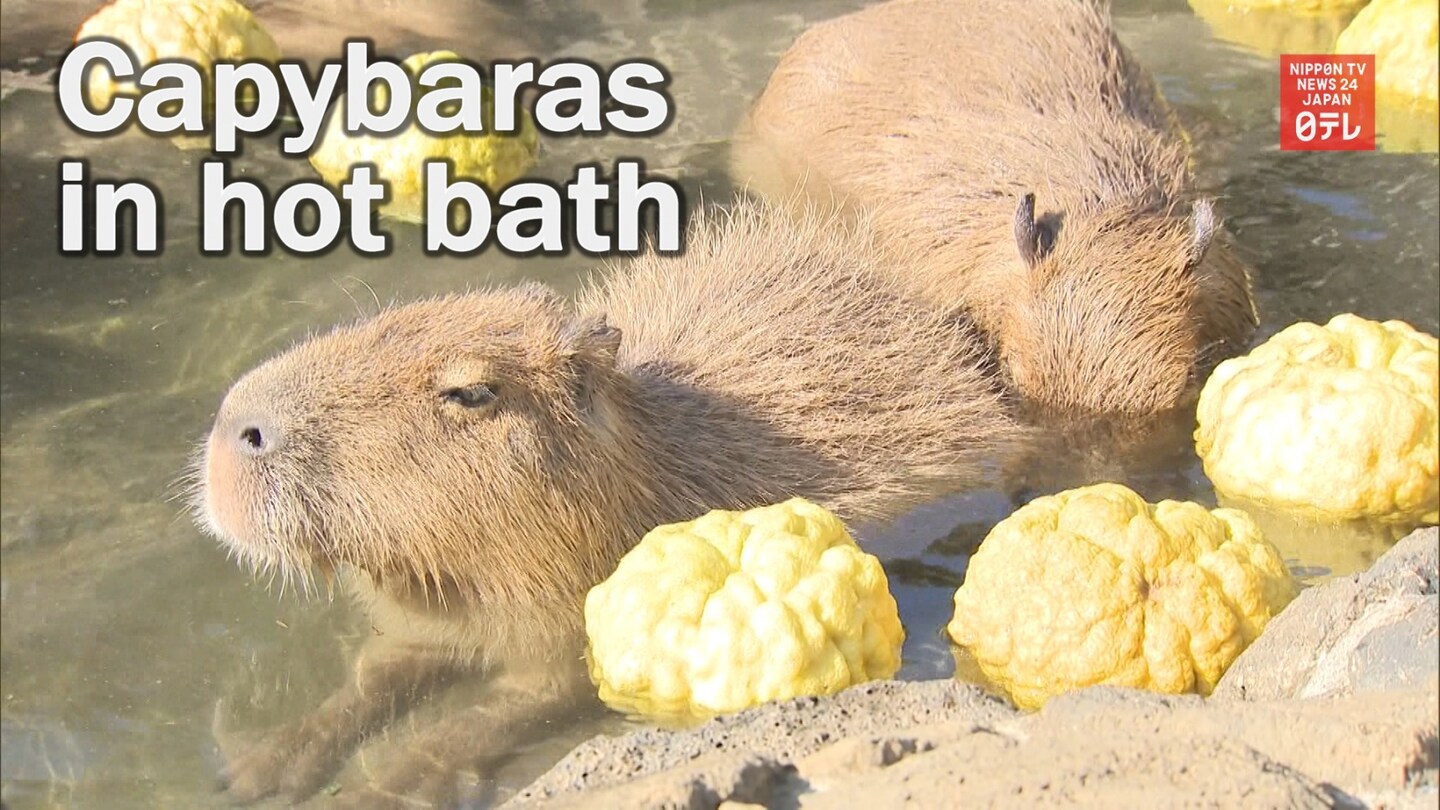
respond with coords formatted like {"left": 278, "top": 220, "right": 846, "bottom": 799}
{"left": 226, "top": 414, "right": 284, "bottom": 458}
{"left": 213, "top": 366, "right": 294, "bottom": 462}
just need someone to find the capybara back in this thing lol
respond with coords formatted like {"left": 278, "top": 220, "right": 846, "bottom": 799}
{"left": 733, "top": 0, "right": 1259, "bottom": 417}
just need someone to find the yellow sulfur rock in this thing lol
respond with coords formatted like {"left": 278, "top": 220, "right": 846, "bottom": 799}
{"left": 1189, "top": 0, "right": 1363, "bottom": 57}
{"left": 584, "top": 498, "right": 904, "bottom": 720}
{"left": 947, "top": 484, "right": 1297, "bottom": 711}
{"left": 308, "top": 51, "right": 539, "bottom": 224}
{"left": 75, "top": 0, "right": 281, "bottom": 113}
{"left": 1208, "top": 0, "right": 1371, "bottom": 10}
{"left": 1336, "top": 0, "right": 1439, "bottom": 151}
{"left": 1336, "top": 0, "right": 1439, "bottom": 104}
{"left": 1196, "top": 315, "right": 1439, "bottom": 527}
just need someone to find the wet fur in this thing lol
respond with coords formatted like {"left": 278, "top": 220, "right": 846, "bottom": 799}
{"left": 194, "top": 201, "right": 1024, "bottom": 805}
{"left": 732, "top": 0, "right": 1259, "bottom": 416}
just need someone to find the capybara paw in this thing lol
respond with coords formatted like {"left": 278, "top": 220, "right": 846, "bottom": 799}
{"left": 218, "top": 723, "right": 345, "bottom": 804}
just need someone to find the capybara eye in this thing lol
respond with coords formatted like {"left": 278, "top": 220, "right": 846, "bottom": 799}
{"left": 440, "top": 384, "right": 497, "bottom": 409}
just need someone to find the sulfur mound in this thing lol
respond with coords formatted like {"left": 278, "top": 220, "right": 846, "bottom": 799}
{"left": 75, "top": 0, "right": 281, "bottom": 114}
{"left": 1337, "top": 0, "right": 1439, "bottom": 104}
{"left": 1218, "top": 0, "right": 1370, "bottom": 9}
{"left": 584, "top": 499, "right": 904, "bottom": 720}
{"left": 947, "top": 483, "right": 1297, "bottom": 711}
{"left": 1336, "top": 0, "right": 1440, "bottom": 152}
{"left": 1187, "top": 0, "right": 1363, "bottom": 57}
{"left": 309, "top": 50, "right": 539, "bottom": 223}
{"left": 1196, "top": 314, "right": 1438, "bottom": 527}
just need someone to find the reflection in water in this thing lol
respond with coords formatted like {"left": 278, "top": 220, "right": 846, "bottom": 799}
{"left": 1, "top": 0, "right": 1436, "bottom": 806}
{"left": 1217, "top": 496, "right": 1419, "bottom": 584}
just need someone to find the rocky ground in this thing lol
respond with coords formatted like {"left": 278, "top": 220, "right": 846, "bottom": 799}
{"left": 505, "top": 528, "right": 1439, "bottom": 809}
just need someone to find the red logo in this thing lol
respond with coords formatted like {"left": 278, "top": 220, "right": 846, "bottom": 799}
{"left": 1280, "top": 55, "right": 1375, "bottom": 151}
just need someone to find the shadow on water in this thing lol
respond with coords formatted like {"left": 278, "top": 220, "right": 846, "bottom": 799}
{"left": 1, "top": 0, "right": 1436, "bottom": 806}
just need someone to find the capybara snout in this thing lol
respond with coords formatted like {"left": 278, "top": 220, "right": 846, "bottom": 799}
{"left": 214, "top": 392, "right": 284, "bottom": 458}
{"left": 203, "top": 367, "right": 302, "bottom": 567}
{"left": 199, "top": 286, "right": 631, "bottom": 601}
{"left": 202, "top": 384, "right": 288, "bottom": 565}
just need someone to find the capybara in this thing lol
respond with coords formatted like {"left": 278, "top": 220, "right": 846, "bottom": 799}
{"left": 732, "top": 0, "right": 1259, "bottom": 417}
{"left": 192, "top": 201, "right": 1023, "bottom": 806}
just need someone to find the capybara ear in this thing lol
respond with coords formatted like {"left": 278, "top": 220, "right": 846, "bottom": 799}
{"left": 1013, "top": 193, "right": 1050, "bottom": 269}
{"left": 1188, "top": 199, "right": 1219, "bottom": 269}
{"left": 560, "top": 313, "right": 622, "bottom": 370}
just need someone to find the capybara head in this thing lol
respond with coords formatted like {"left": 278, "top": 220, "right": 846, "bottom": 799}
{"left": 996, "top": 193, "right": 1221, "bottom": 417}
{"left": 194, "top": 286, "right": 634, "bottom": 623}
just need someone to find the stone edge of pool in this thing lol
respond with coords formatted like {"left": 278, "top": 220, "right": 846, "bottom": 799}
{"left": 506, "top": 527, "right": 1439, "bottom": 808}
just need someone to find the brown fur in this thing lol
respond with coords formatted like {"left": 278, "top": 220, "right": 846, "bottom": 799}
{"left": 193, "top": 201, "right": 1023, "bottom": 805}
{"left": 732, "top": 0, "right": 1259, "bottom": 417}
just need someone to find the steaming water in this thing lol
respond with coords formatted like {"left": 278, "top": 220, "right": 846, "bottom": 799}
{"left": 1, "top": 0, "right": 1436, "bottom": 807}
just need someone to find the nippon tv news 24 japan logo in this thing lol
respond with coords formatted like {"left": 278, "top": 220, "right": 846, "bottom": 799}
{"left": 1280, "top": 55, "right": 1376, "bottom": 151}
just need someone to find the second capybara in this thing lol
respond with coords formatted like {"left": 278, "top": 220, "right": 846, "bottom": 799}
{"left": 732, "top": 0, "right": 1259, "bottom": 418}
{"left": 192, "top": 201, "right": 1024, "bottom": 806}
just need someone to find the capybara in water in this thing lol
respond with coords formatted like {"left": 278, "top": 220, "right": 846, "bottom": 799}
{"left": 193, "top": 201, "right": 1023, "bottom": 806}
{"left": 732, "top": 0, "right": 1259, "bottom": 418}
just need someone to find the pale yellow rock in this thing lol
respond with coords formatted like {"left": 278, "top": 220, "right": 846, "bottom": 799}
{"left": 308, "top": 51, "right": 540, "bottom": 223}
{"left": 947, "top": 484, "right": 1297, "bottom": 711}
{"left": 1189, "top": 0, "right": 1363, "bottom": 57}
{"left": 1211, "top": 0, "right": 1370, "bottom": 10}
{"left": 75, "top": 0, "right": 281, "bottom": 113}
{"left": 1336, "top": 0, "right": 1439, "bottom": 103}
{"left": 1196, "top": 315, "right": 1439, "bottom": 527}
{"left": 585, "top": 499, "right": 904, "bottom": 720}
{"left": 1335, "top": 0, "right": 1440, "bottom": 152}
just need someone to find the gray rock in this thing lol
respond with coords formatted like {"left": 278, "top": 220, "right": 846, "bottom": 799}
{"left": 1349, "top": 593, "right": 1439, "bottom": 694}
{"left": 1023, "top": 682, "right": 1438, "bottom": 797}
{"left": 1215, "top": 527, "right": 1439, "bottom": 702}
{"left": 506, "top": 680, "right": 1438, "bottom": 809}
{"left": 506, "top": 529, "right": 1440, "bottom": 809}
{"left": 798, "top": 707, "right": 1340, "bottom": 809}
{"left": 520, "top": 753, "right": 795, "bottom": 810}
{"left": 503, "top": 680, "right": 1014, "bottom": 806}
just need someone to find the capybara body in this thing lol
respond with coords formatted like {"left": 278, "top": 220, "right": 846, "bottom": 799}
{"left": 194, "top": 202, "right": 1021, "bottom": 804}
{"left": 733, "top": 0, "right": 1259, "bottom": 417}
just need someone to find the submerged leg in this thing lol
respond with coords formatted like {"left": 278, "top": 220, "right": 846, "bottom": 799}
{"left": 217, "top": 637, "right": 465, "bottom": 804}
{"left": 333, "top": 658, "right": 596, "bottom": 809}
